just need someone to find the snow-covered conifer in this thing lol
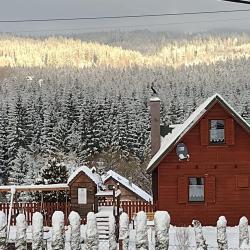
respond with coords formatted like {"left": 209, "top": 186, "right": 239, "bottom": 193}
{"left": 32, "top": 212, "right": 44, "bottom": 250}
{"left": 85, "top": 212, "right": 98, "bottom": 250}
{"left": 217, "top": 216, "right": 228, "bottom": 250}
{"left": 154, "top": 211, "right": 170, "bottom": 250}
{"left": 119, "top": 212, "right": 129, "bottom": 250}
{"left": 51, "top": 211, "right": 65, "bottom": 250}
{"left": 68, "top": 211, "right": 81, "bottom": 250}
{"left": 192, "top": 220, "right": 207, "bottom": 250}
{"left": 135, "top": 211, "right": 148, "bottom": 250}
{"left": 15, "top": 214, "right": 27, "bottom": 250}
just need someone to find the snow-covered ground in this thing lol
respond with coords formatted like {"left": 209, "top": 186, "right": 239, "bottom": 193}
{"left": 8, "top": 224, "right": 241, "bottom": 249}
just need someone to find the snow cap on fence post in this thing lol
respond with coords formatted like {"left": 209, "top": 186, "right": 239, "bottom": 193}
{"left": 32, "top": 212, "right": 44, "bottom": 250}
{"left": 135, "top": 211, "right": 148, "bottom": 250}
{"left": 109, "top": 214, "right": 117, "bottom": 250}
{"left": 239, "top": 216, "right": 250, "bottom": 249}
{"left": 68, "top": 211, "right": 81, "bottom": 250}
{"left": 0, "top": 211, "right": 7, "bottom": 250}
{"left": 52, "top": 211, "right": 65, "bottom": 250}
{"left": 15, "top": 214, "right": 27, "bottom": 250}
{"left": 192, "top": 220, "right": 208, "bottom": 250}
{"left": 217, "top": 216, "right": 228, "bottom": 250}
{"left": 154, "top": 211, "right": 170, "bottom": 250}
{"left": 119, "top": 212, "right": 129, "bottom": 250}
{"left": 86, "top": 212, "right": 99, "bottom": 250}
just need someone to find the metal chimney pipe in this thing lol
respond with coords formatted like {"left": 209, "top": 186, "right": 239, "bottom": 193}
{"left": 150, "top": 97, "right": 161, "bottom": 157}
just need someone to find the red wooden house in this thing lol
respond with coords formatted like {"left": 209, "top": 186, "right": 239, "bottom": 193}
{"left": 147, "top": 94, "right": 250, "bottom": 226}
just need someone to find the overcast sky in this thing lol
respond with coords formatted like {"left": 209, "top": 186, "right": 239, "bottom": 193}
{"left": 0, "top": 0, "right": 250, "bottom": 35}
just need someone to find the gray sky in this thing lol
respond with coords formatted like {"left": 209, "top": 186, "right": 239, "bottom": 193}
{"left": 0, "top": 0, "right": 250, "bottom": 34}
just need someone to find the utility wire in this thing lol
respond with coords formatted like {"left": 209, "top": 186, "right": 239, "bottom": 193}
{"left": 6, "top": 16, "right": 250, "bottom": 34}
{"left": 0, "top": 9, "right": 250, "bottom": 23}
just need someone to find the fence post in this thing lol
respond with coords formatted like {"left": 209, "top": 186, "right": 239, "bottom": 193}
{"left": 32, "top": 212, "right": 44, "bottom": 250}
{"left": 109, "top": 215, "right": 117, "bottom": 250}
{"left": 192, "top": 220, "right": 207, "bottom": 250}
{"left": 154, "top": 211, "right": 170, "bottom": 250}
{"left": 85, "top": 212, "right": 99, "bottom": 250}
{"left": 217, "top": 216, "right": 228, "bottom": 250}
{"left": 68, "top": 211, "right": 81, "bottom": 250}
{"left": 0, "top": 211, "right": 6, "bottom": 250}
{"left": 135, "top": 211, "right": 148, "bottom": 250}
{"left": 15, "top": 214, "right": 27, "bottom": 250}
{"left": 52, "top": 211, "right": 65, "bottom": 250}
{"left": 119, "top": 212, "right": 129, "bottom": 250}
{"left": 239, "top": 216, "right": 249, "bottom": 249}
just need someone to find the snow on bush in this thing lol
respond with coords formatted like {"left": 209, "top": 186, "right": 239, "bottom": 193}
{"left": 217, "top": 216, "right": 228, "bottom": 250}
{"left": 15, "top": 214, "right": 27, "bottom": 250}
{"left": 175, "top": 227, "right": 190, "bottom": 250}
{"left": 85, "top": 212, "right": 98, "bottom": 250}
{"left": 68, "top": 211, "right": 81, "bottom": 250}
{"left": 0, "top": 211, "right": 6, "bottom": 250}
{"left": 239, "top": 216, "right": 250, "bottom": 249}
{"left": 192, "top": 220, "right": 207, "bottom": 250}
{"left": 135, "top": 211, "right": 148, "bottom": 250}
{"left": 52, "top": 211, "right": 65, "bottom": 250}
{"left": 119, "top": 212, "right": 129, "bottom": 250}
{"left": 32, "top": 212, "right": 44, "bottom": 250}
{"left": 109, "top": 215, "right": 117, "bottom": 250}
{"left": 154, "top": 211, "right": 170, "bottom": 250}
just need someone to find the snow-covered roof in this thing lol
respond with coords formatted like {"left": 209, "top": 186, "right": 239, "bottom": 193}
{"left": 102, "top": 170, "right": 152, "bottom": 202}
{"left": 147, "top": 93, "right": 250, "bottom": 173}
{"left": 67, "top": 165, "right": 102, "bottom": 186}
{"left": 0, "top": 183, "right": 69, "bottom": 192}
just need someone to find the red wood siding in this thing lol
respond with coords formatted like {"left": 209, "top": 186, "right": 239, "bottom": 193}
{"left": 154, "top": 102, "right": 250, "bottom": 226}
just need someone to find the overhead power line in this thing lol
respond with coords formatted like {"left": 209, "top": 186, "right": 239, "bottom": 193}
{"left": 0, "top": 9, "right": 250, "bottom": 23}
{"left": 223, "top": 0, "right": 250, "bottom": 4}
{"left": 7, "top": 16, "right": 250, "bottom": 34}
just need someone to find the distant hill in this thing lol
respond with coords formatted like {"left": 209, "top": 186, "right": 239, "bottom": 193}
{"left": 1, "top": 32, "right": 250, "bottom": 68}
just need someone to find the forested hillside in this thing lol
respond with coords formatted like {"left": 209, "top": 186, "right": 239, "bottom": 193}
{"left": 0, "top": 31, "right": 249, "bottom": 195}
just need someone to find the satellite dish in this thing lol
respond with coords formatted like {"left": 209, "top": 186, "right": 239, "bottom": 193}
{"left": 176, "top": 143, "right": 190, "bottom": 161}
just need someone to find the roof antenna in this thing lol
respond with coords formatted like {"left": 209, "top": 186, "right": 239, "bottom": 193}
{"left": 151, "top": 79, "right": 158, "bottom": 96}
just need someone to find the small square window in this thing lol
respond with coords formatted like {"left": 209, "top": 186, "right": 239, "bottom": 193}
{"left": 108, "top": 184, "right": 114, "bottom": 190}
{"left": 210, "top": 120, "right": 225, "bottom": 144}
{"left": 189, "top": 177, "right": 204, "bottom": 202}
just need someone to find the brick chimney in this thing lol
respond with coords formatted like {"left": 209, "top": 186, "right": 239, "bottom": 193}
{"left": 150, "top": 97, "right": 161, "bottom": 157}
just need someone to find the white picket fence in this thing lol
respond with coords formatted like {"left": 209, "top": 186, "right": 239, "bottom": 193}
{"left": 0, "top": 210, "right": 249, "bottom": 249}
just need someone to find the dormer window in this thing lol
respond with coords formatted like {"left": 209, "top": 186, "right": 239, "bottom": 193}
{"left": 210, "top": 120, "right": 225, "bottom": 144}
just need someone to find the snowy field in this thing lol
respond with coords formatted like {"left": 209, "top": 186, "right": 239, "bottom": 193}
{"left": 8, "top": 224, "right": 241, "bottom": 249}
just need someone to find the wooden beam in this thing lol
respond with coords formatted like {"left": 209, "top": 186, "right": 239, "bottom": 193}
{"left": 0, "top": 184, "right": 69, "bottom": 192}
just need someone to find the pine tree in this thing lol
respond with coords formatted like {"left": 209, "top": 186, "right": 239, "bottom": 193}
{"left": 40, "top": 157, "right": 68, "bottom": 201}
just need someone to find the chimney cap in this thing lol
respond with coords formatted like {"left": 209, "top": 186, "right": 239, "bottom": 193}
{"left": 150, "top": 97, "right": 160, "bottom": 102}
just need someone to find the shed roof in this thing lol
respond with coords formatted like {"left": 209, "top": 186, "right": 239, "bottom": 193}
{"left": 102, "top": 170, "right": 152, "bottom": 202}
{"left": 67, "top": 165, "right": 102, "bottom": 186}
{"left": 147, "top": 93, "right": 250, "bottom": 173}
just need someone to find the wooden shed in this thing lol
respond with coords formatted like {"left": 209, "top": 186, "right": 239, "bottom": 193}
{"left": 68, "top": 166, "right": 102, "bottom": 219}
{"left": 102, "top": 170, "right": 152, "bottom": 202}
{"left": 147, "top": 93, "right": 250, "bottom": 226}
